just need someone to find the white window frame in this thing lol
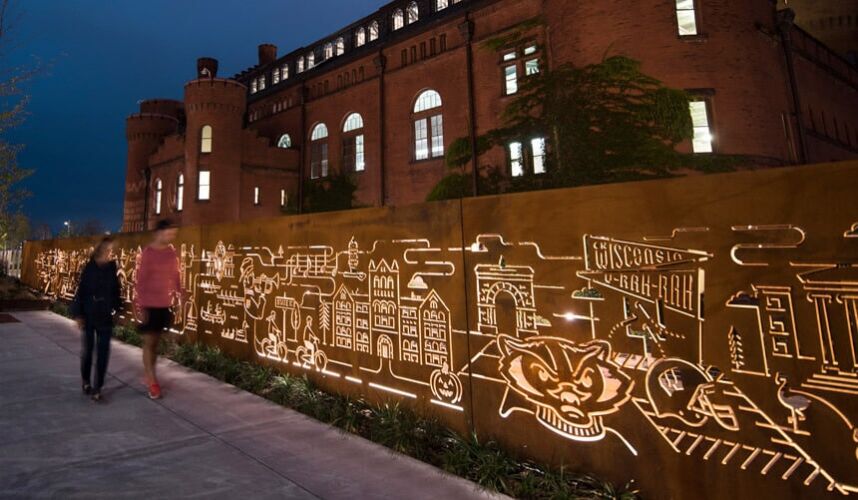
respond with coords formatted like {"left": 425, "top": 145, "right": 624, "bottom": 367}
{"left": 689, "top": 100, "right": 714, "bottom": 153}
{"left": 406, "top": 2, "right": 419, "bottom": 24}
{"left": 176, "top": 174, "right": 184, "bottom": 212}
{"left": 369, "top": 21, "right": 379, "bottom": 41}
{"left": 154, "top": 178, "right": 163, "bottom": 215}
{"left": 253, "top": 186, "right": 261, "bottom": 205}
{"left": 356, "top": 28, "right": 367, "bottom": 47}
{"left": 392, "top": 9, "right": 404, "bottom": 30}
{"left": 278, "top": 134, "right": 292, "bottom": 148}
{"left": 676, "top": 0, "right": 699, "bottom": 36}
{"left": 310, "top": 123, "right": 330, "bottom": 179}
{"left": 200, "top": 125, "right": 213, "bottom": 153}
{"left": 413, "top": 90, "right": 444, "bottom": 161}
{"left": 198, "top": 171, "right": 211, "bottom": 201}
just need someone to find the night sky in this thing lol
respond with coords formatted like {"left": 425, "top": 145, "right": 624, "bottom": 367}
{"left": 6, "top": 0, "right": 382, "bottom": 235}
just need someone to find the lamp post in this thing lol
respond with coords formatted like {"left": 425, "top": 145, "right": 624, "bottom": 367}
{"left": 64, "top": 221, "right": 71, "bottom": 237}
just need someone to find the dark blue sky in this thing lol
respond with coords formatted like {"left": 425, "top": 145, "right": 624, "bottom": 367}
{"left": 7, "top": 0, "right": 382, "bottom": 234}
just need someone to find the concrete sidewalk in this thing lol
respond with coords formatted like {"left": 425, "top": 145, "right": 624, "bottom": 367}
{"left": 0, "top": 311, "right": 501, "bottom": 499}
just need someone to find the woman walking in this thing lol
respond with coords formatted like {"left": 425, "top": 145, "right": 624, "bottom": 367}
{"left": 134, "top": 219, "right": 184, "bottom": 400}
{"left": 72, "top": 237, "right": 121, "bottom": 402}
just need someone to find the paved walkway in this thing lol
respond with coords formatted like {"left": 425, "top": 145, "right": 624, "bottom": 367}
{"left": 0, "top": 311, "right": 502, "bottom": 499}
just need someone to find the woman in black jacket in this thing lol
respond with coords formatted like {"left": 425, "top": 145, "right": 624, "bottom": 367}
{"left": 71, "top": 237, "right": 122, "bottom": 402}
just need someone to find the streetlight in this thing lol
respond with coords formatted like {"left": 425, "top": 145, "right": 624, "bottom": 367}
{"left": 64, "top": 221, "right": 71, "bottom": 237}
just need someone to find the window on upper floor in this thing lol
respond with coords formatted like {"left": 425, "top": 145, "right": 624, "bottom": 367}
{"left": 413, "top": 90, "right": 444, "bottom": 161}
{"left": 198, "top": 171, "right": 211, "bottom": 200}
{"left": 369, "top": 21, "right": 380, "bottom": 41}
{"left": 356, "top": 28, "right": 367, "bottom": 47}
{"left": 508, "top": 137, "right": 547, "bottom": 177}
{"left": 258, "top": 75, "right": 266, "bottom": 91}
{"left": 278, "top": 134, "right": 292, "bottom": 148}
{"left": 342, "top": 113, "right": 365, "bottom": 173}
{"left": 154, "top": 178, "right": 163, "bottom": 215}
{"left": 500, "top": 44, "right": 541, "bottom": 96}
{"left": 675, "top": 0, "right": 699, "bottom": 36}
{"left": 176, "top": 174, "right": 184, "bottom": 212}
{"left": 200, "top": 125, "right": 213, "bottom": 153}
{"left": 335, "top": 37, "right": 345, "bottom": 56}
{"left": 310, "top": 123, "right": 329, "bottom": 179}
{"left": 253, "top": 186, "right": 261, "bottom": 206}
{"left": 689, "top": 100, "right": 713, "bottom": 153}
{"left": 307, "top": 52, "right": 316, "bottom": 69}
{"left": 297, "top": 58, "right": 305, "bottom": 73}
{"left": 280, "top": 189, "right": 287, "bottom": 208}
{"left": 251, "top": 79, "right": 258, "bottom": 94}
{"left": 272, "top": 68, "right": 281, "bottom": 85}
{"left": 392, "top": 9, "right": 404, "bottom": 30}
{"left": 325, "top": 42, "right": 334, "bottom": 59}
{"left": 406, "top": 2, "right": 419, "bottom": 24}
{"left": 437, "top": 0, "right": 449, "bottom": 10}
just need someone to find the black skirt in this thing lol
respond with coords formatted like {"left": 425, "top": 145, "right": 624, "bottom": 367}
{"left": 139, "top": 308, "right": 172, "bottom": 334}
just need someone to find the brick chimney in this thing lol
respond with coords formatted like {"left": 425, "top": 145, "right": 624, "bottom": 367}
{"left": 196, "top": 57, "right": 219, "bottom": 79}
{"left": 258, "top": 44, "right": 278, "bottom": 65}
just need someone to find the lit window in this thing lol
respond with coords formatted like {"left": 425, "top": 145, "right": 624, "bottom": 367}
{"left": 280, "top": 189, "right": 287, "bottom": 207}
{"left": 392, "top": 9, "right": 404, "bottom": 30}
{"left": 369, "top": 21, "right": 379, "bottom": 41}
{"left": 413, "top": 90, "right": 444, "bottom": 161}
{"left": 676, "top": 0, "right": 698, "bottom": 36}
{"left": 310, "top": 123, "right": 329, "bottom": 179}
{"left": 689, "top": 101, "right": 713, "bottom": 153}
{"left": 325, "top": 43, "right": 334, "bottom": 59}
{"left": 176, "top": 174, "right": 184, "bottom": 212}
{"left": 258, "top": 75, "right": 266, "bottom": 91}
{"left": 297, "top": 58, "right": 305, "bottom": 73}
{"left": 155, "top": 179, "right": 163, "bottom": 215}
{"left": 525, "top": 58, "right": 540, "bottom": 76}
{"left": 200, "top": 125, "right": 213, "bottom": 153}
{"left": 307, "top": 52, "right": 315, "bottom": 68}
{"left": 356, "top": 28, "right": 366, "bottom": 47}
{"left": 250, "top": 79, "right": 258, "bottom": 94}
{"left": 509, "top": 137, "right": 547, "bottom": 176}
{"left": 272, "top": 69, "right": 280, "bottom": 85}
{"left": 406, "top": 2, "right": 419, "bottom": 24}
{"left": 335, "top": 37, "right": 345, "bottom": 56}
{"left": 509, "top": 142, "right": 524, "bottom": 177}
{"left": 278, "top": 134, "right": 292, "bottom": 148}
{"left": 437, "top": 0, "right": 449, "bottom": 10}
{"left": 504, "top": 65, "right": 518, "bottom": 95}
{"left": 531, "top": 137, "right": 546, "bottom": 174}
{"left": 343, "top": 113, "right": 365, "bottom": 172}
{"left": 254, "top": 186, "right": 260, "bottom": 205}
{"left": 503, "top": 51, "right": 516, "bottom": 62}
{"left": 198, "top": 171, "right": 211, "bottom": 200}
{"left": 281, "top": 64, "right": 290, "bottom": 80}
{"left": 523, "top": 45, "right": 537, "bottom": 56}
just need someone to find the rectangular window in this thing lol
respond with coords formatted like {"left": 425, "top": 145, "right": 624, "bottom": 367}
{"left": 254, "top": 186, "right": 260, "bottom": 205}
{"left": 509, "top": 142, "right": 524, "bottom": 177}
{"left": 415, "top": 119, "right": 429, "bottom": 160}
{"left": 250, "top": 79, "right": 258, "bottom": 94}
{"left": 258, "top": 75, "right": 266, "bottom": 91}
{"left": 280, "top": 189, "right": 287, "bottom": 207}
{"left": 177, "top": 184, "right": 184, "bottom": 211}
{"left": 503, "top": 51, "right": 516, "bottom": 62}
{"left": 311, "top": 143, "right": 329, "bottom": 178}
{"left": 689, "top": 100, "right": 713, "bottom": 153}
{"left": 439, "top": 34, "right": 447, "bottom": 51}
{"left": 272, "top": 70, "right": 280, "bottom": 85}
{"left": 676, "top": 0, "right": 699, "bottom": 36}
{"left": 198, "top": 171, "right": 211, "bottom": 200}
{"left": 155, "top": 190, "right": 162, "bottom": 215}
{"left": 504, "top": 65, "right": 518, "bottom": 95}
{"left": 355, "top": 134, "right": 365, "bottom": 171}
{"left": 282, "top": 64, "right": 289, "bottom": 80}
{"left": 525, "top": 58, "right": 540, "bottom": 76}
{"left": 430, "top": 115, "right": 444, "bottom": 157}
{"left": 531, "top": 137, "right": 546, "bottom": 174}
{"left": 523, "top": 45, "right": 537, "bottom": 56}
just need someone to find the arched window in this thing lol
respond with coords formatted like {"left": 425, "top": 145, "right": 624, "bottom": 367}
{"left": 277, "top": 134, "right": 292, "bottom": 148}
{"left": 369, "top": 21, "right": 380, "bottom": 41}
{"left": 307, "top": 52, "right": 315, "bottom": 69}
{"left": 342, "top": 113, "right": 365, "bottom": 173}
{"left": 176, "top": 174, "right": 184, "bottom": 212}
{"left": 356, "top": 28, "right": 367, "bottom": 47}
{"left": 310, "top": 123, "right": 329, "bottom": 179}
{"left": 413, "top": 90, "right": 444, "bottom": 160}
{"left": 406, "top": 2, "right": 419, "bottom": 24}
{"left": 335, "top": 37, "right": 345, "bottom": 56}
{"left": 392, "top": 9, "right": 404, "bottom": 30}
{"left": 324, "top": 42, "right": 334, "bottom": 59}
{"left": 154, "top": 179, "right": 163, "bottom": 215}
{"left": 200, "top": 125, "right": 213, "bottom": 153}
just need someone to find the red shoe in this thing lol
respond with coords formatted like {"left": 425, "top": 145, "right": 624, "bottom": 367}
{"left": 148, "top": 383, "right": 162, "bottom": 400}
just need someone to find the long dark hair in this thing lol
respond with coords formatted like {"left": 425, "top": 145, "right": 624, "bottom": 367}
{"left": 91, "top": 236, "right": 114, "bottom": 261}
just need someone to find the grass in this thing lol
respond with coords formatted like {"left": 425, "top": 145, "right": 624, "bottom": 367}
{"left": 61, "top": 308, "right": 639, "bottom": 499}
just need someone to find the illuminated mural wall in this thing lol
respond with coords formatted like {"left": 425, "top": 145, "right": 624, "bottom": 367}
{"left": 22, "top": 161, "right": 858, "bottom": 499}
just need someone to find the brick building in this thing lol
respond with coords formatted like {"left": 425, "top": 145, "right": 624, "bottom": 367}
{"left": 122, "top": 0, "right": 858, "bottom": 232}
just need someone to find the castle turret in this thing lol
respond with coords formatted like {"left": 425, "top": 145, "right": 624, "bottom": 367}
{"left": 123, "top": 99, "right": 182, "bottom": 232}
{"left": 182, "top": 57, "right": 247, "bottom": 226}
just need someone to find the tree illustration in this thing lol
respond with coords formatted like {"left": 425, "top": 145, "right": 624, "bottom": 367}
{"left": 728, "top": 327, "right": 745, "bottom": 370}
{"left": 319, "top": 301, "right": 331, "bottom": 345}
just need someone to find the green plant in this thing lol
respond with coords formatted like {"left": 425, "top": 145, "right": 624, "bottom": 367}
{"left": 50, "top": 300, "right": 71, "bottom": 317}
{"left": 302, "top": 172, "right": 358, "bottom": 213}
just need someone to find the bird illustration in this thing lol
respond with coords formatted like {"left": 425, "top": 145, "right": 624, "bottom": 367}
{"left": 775, "top": 372, "right": 811, "bottom": 433}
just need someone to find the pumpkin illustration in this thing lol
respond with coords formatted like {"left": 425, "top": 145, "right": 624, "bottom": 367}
{"left": 430, "top": 362, "right": 463, "bottom": 404}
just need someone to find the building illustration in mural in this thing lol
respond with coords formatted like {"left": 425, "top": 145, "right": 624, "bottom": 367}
{"left": 29, "top": 221, "right": 858, "bottom": 496}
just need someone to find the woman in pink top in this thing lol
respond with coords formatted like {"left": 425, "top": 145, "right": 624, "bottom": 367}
{"left": 134, "top": 219, "right": 184, "bottom": 399}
